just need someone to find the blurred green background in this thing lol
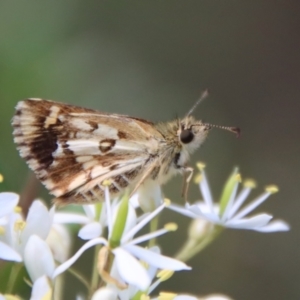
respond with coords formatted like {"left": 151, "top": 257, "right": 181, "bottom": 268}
{"left": 0, "top": 1, "right": 299, "bottom": 299}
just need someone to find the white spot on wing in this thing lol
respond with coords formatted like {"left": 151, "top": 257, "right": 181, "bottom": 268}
{"left": 76, "top": 156, "right": 94, "bottom": 163}
{"left": 82, "top": 160, "right": 99, "bottom": 170}
{"left": 70, "top": 118, "right": 93, "bottom": 131}
{"left": 93, "top": 124, "right": 118, "bottom": 139}
{"left": 67, "top": 140, "right": 101, "bottom": 155}
{"left": 45, "top": 106, "right": 60, "bottom": 128}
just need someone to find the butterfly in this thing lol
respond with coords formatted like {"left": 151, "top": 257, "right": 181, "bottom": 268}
{"left": 12, "top": 91, "right": 239, "bottom": 205}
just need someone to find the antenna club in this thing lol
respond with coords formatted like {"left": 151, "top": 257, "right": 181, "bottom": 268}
{"left": 231, "top": 127, "right": 241, "bottom": 138}
{"left": 203, "top": 123, "right": 241, "bottom": 138}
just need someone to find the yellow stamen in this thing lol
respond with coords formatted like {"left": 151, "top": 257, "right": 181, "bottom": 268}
{"left": 2, "top": 295, "right": 21, "bottom": 300}
{"left": 0, "top": 174, "right": 3, "bottom": 183}
{"left": 158, "top": 292, "right": 177, "bottom": 300}
{"left": 164, "top": 198, "right": 171, "bottom": 206}
{"left": 14, "top": 206, "right": 22, "bottom": 213}
{"left": 193, "top": 173, "right": 202, "bottom": 184}
{"left": 157, "top": 270, "right": 174, "bottom": 281}
{"left": 265, "top": 185, "right": 279, "bottom": 194}
{"left": 41, "top": 290, "right": 52, "bottom": 300}
{"left": 140, "top": 260, "right": 149, "bottom": 269}
{"left": 196, "top": 162, "right": 206, "bottom": 171}
{"left": 243, "top": 179, "right": 256, "bottom": 188}
{"left": 235, "top": 173, "right": 242, "bottom": 182}
{"left": 164, "top": 223, "right": 178, "bottom": 231}
{"left": 102, "top": 179, "right": 112, "bottom": 186}
{"left": 14, "top": 220, "right": 26, "bottom": 232}
{"left": 0, "top": 226, "right": 5, "bottom": 235}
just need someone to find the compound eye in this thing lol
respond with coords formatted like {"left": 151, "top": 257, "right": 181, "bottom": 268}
{"left": 180, "top": 129, "right": 194, "bottom": 144}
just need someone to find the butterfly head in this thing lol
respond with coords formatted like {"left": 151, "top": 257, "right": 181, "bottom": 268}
{"left": 178, "top": 90, "right": 240, "bottom": 154}
{"left": 178, "top": 117, "right": 210, "bottom": 154}
{"left": 179, "top": 115, "right": 240, "bottom": 155}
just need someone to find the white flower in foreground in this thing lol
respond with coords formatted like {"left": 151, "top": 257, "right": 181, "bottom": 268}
{"left": 168, "top": 165, "right": 290, "bottom": 232}
{"left": 151, "top": 292, "right": 198, "bottom": 300}
{"left": 91, "top": 287, "right": 118, "bottom": 300}
{"left": 30, "top": 275, "right": 52, "bottom": 300}
{"left": 46, "top": 223, "right": 71, "bottom": 263}
{"left": 0, "top": 197, "right": 54, "bottom": 262}
{"left": 24, "top": 235, "right": 55, "bottom": 283}
{"left": 53, "top": 187, "right": 190, "bottom": 290}
{"left": 199, "top": 294, "right": 233, "bottom": 300}
{"left": 54, "top": 202, "right": 107, "bottom": 240}
{"left": 0, "top": 192, "right": 19, "bottom": 218}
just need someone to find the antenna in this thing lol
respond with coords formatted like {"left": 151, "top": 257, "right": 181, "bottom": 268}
{"left": 203, "top": 123, "right": 241, "bottom": 138}
{"left": 186, "top": 89, "right": 209, "bottom": 117}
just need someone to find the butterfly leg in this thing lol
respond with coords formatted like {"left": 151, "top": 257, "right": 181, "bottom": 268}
{"left": 181, "top": 166, "right": 194, "bottom": 203}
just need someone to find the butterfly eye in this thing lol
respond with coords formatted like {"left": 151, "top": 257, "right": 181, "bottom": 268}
{"left": 180, "top": 129, "right": 194, "bottom": 144}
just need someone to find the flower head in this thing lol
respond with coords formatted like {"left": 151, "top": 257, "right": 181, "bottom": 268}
{"left": 53, "top": 189, "right": 190, "bottom": 291}
{"left": 0, "top": 194, "right": 54, "bottom": 262}
{"left": 168, "top": 165, "right": 290, "bottom": 232}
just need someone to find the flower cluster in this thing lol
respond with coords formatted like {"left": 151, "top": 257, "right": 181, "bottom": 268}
{"left": 0, "top": 165, "right": 290, "bottom": 300}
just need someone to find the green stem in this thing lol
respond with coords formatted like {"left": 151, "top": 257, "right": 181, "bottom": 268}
{"left": 6, "top": 263, "right": 23, "bottom": 294}
{"left": 175, "top": 226, "right": 223, "bottom": 262}
{"left": 67, "top": 266, "right": 90, "bottom": 290}
{"left": 89, "top": 244, "right": 101, "bottom": 298}
{"left": 132, "top": 290, "right": 145, "bottom": 300}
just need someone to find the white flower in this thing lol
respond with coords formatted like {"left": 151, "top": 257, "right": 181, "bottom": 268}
{"left": 53, "top": 189, "right": 190, "bottom": 290}
{"left": 22, "top": 235, "right": 56, "bottom": 300}
{"left": 46, "top": 223, "right": 72, "bottom": 263}
{"left": 24, "top": 235, "right": 55, "bottom": 283}
{"left": 199, "top": 295, "right": 234, "bottom": 300}
{"left": 0, "top": 192, "right": 19, "bottom": 218}
{"left": 30, "top": 275, "right": 52, "bottom": 300}
{"left": 136, "top": 181, "right": 164, "bottom": 212}
{"left": 91, "top": 287, "right": 118, "bottom": 300}
{"left": 54, "top": 202, "right": 106, "bottom": 240}
{"left": 168, "top": 165, "right": 290, "bottom": 232}
{"left": 151, "top": 292, "right": 198, "bottom": 300}
{"left": 0, "top": 197, "right": 54, "bottom": 262}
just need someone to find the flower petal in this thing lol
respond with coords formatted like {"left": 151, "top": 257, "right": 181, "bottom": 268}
{"left": 167, "top": 203, "right": 199, "bottom": 219}
{"left": 227, "top": 214, "right": 272, "bottom": 230}
{"left": 121, "top": 202, "right": 165, "bottom": 243}
{"left": 232, "top": 192, "right": 271, "bottom": 220}
{"left": 113, "top": 247, "right": 150, "bottom": 290}
{"left": 78, "top": 222, "right": 102, "bottom": 240}
{"left": 254, "top": 220, "right": 290, "bottom": 232}
{"left": 227, "top": 187, "right": 252, "bottom": 219}
{"left": 137, "top": 181, "right": 163, "bottom": 212}
{"left": 124, "top": 245, "right": 191, "bottom": 271}
{"left": 91, "top": 287, "right": 117, "bottom": 300}
{"left": 127, "top": 228, "right": 169, "bottom": 246}
{"left": 46, "top": 224, "right": 71, "bottom": 263}
{"left": 0, "top": 241, "right": 22, "bottom": 262}
{"left": 24, "top": 235, "right": 55, "bottom": 282}
{"left": 198, "top": 170, "right": 214, "bottom": 213}
{"left": 54, "top": 212, "right": 90, "bottom": 224}
{"left": 21, "top": 201, "right": 52, "bottom": 247}
{"left": 53, "top": 237, "right": 107, "bottom": 278}
{"left": 0, "top": 192, "right": 19, "bottom": 218}
{"left": 175, "top": 296, "right": 198, "bottom": 300}
{"left": 30, "top": 275, "right": 51, "bottom": 300}
{"left": 82, "top": 204, "right": 95, "bottom": 220}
